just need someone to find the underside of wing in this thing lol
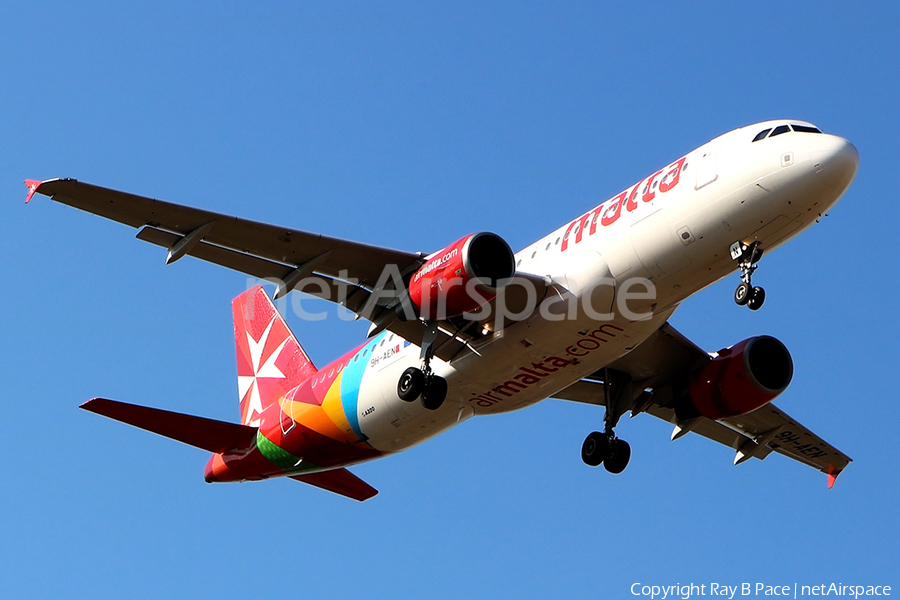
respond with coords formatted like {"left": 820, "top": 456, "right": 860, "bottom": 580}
{"left": 552, "top": 322, "right": 851, "bottom": 485}
{"left": 30, "top": 178, "right": 423, "bottom": 289}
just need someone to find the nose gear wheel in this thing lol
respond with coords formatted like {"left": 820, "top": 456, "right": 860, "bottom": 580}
{"left": 731, "top": 241, "right": 765, "bottom": 310}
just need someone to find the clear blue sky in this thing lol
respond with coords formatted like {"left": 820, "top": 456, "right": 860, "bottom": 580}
{"left": 2, "top": 2, "right": 897, "bottom": 598}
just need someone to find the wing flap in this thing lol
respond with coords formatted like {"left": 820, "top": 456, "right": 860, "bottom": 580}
{"left": 81, "top": 398, "right": 257, "bottom": 453}
{"left": 289, "top": 469, "right": 378, "bottom": 501}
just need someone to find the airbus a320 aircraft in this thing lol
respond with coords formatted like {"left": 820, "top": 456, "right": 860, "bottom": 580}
{"left": 27, "top": 120, "right": 858, "bottom": 501}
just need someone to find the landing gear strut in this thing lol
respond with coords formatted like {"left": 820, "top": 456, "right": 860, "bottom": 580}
{"left": 581, "top": 369, "right": 632, "bottom": 474}
{"left": 731, "top": 241, "right": 766, "bottom": 311}
{"left": 396, "top": 323, "right": 447, "bottom": 410}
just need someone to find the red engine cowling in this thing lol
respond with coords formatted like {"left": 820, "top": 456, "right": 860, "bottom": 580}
{"left": 688, "top": 336, "right": 793, "bottom": 420}
{"left": 407, "top": 232, "right": 515, "bottom": 320}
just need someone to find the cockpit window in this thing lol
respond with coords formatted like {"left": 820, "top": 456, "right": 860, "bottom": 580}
{"left": 769, "top": 125, "right": 791, "bottom": 138}
{"left": 752, "top": 129, "right": 772, "bottom": 142}
{"left": 791, "top": 124, "right": 822, "bottom": 134}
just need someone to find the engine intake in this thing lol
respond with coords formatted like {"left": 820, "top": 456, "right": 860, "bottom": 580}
{"left": 687, "top": 335, "right": 793, "bottom": 421}
{"left": 407, "top": 232, "right": 515, "bottom": 320}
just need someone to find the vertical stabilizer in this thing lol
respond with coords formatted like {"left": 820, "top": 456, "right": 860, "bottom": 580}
{"left": 233, "top": 286, "right": 316, "bottom": 426}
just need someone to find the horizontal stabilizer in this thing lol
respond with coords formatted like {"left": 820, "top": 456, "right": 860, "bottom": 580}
{"left": 289, "top": 469, "right": 378, "bottom": 502}
{"left": 81, "top": 398, "right": 257, "bottom": 453}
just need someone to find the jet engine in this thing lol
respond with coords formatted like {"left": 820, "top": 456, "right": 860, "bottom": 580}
{"left": 687, "top": 336, "right": 793, "bottom": 420}
{"left": 406, "top": 232, "right": 515, "bottom": 321}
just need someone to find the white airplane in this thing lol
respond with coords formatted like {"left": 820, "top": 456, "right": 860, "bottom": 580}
{"left": 27, "top": 119, "right": 858, "bottom": 500}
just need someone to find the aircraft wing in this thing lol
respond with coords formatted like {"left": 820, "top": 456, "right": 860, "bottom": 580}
{"left": 552, "top": 323, "right": 852, "bottom": 486}
{"left": 27, "top": 178, "right": 422, "bottom": 289}
{"left": 28, "top": 178, "right": 550, "bottom": 361}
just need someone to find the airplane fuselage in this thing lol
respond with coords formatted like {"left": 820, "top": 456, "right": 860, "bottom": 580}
{"left": 205, "top": 120, "right": 859, "bottom": 483}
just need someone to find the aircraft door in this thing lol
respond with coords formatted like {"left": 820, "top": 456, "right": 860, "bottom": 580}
{"left": 694, "top": 132, "right": 732, "bottom": 190}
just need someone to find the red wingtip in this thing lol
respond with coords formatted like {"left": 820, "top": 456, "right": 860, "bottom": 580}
{"left": 828, "top": 472, "right": 838, "bottom": 489}
{"left": 24, "top": 179, "right": 42, "bottom": 204}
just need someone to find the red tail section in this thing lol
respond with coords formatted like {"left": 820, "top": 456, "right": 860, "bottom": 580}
{"left": 81, "top": 398, "right": 257, "bottom": 453}
{"left": 289, "top": 470, "right": 379, "bottom": 502}
{"left": 233, "top": 286, "right": 316, "bottom": 426}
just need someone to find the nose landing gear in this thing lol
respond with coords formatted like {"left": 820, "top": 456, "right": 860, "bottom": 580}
{"left": 731, "top": 241, "right": 766, "bottom": 310}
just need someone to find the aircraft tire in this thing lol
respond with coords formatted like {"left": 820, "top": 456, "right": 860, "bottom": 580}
{"left": 581, "top": 431, "right": 610, "bottom": 467}
{"left": 603, "top": 439, "right": 631, "bottom": 474}
{"left": 734, "top": 282, "right": 752, "bottom": 306}
{"left": 421, "top": 375, "right": 447, "bottom": 410}
{"left": 398, "top": 367, "right": 425, "bottom": 401}
{"left": 747, "top": 286, "right": 766, "bottom": 311}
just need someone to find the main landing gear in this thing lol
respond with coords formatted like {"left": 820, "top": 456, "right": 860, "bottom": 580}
{"left": 731, "top": 241, "right": 766, "bottom": 311}
{"left": 581, "top": 431, "right": 631, "bottom": 474}
{"left": 397, "top": 366, "right": 447, "bottom": 410}
{"left": 397, "top": 323, "right": 447, "bottom": 410}
{"left": 581, "top": 369, "right": 632, "bottom": 474}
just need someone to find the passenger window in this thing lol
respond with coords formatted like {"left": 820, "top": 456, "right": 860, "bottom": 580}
{"left": 752, "top": 129, "right": 772, "bottom": 142}
{"left": 769, "top": 125, "right": 791, "bottom": 138}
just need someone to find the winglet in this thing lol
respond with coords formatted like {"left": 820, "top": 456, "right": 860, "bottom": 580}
{"left": 828, "top": 471, "right": 839, "bottom": 489}
{"left": 24, "top": 179, "right": 42, "bottom": 204}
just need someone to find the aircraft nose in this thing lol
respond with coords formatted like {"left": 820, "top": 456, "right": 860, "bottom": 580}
{"left": 812, "top": 135, "right": 859, "bottom": 192}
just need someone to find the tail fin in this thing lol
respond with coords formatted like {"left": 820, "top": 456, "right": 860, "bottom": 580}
{"left": 233, "top": 286, "right": 316, "bottom": 426}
